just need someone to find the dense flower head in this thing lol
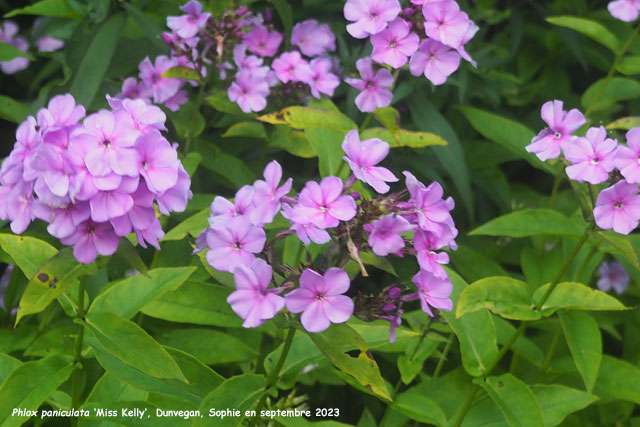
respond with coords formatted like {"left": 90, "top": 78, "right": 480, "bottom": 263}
{"left": 0, "top": 93, "right": 192, "bottom": 263}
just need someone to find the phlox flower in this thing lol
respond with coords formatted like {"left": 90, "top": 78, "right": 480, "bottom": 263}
{"left": 281, "top": 204, "right": 331, "bottom": 245}
{"left": 3, "top": 181, "right": 35, "bottom": 234}
{"left": 60, "top": 219, "right": 119, "bottom": 264}
{"left": 614, "top": 127, "right": 640, "bottom": 183}
{"left": 205, "top": 218, "right": 266, "bottom": 273}
{"left": 138, "top": 56, "right": 182, "bottom": 104}
{"left": 210, "top": 185, "right": 255, "bottom": 225}
{"left": 135, "top": 130, "right": 180, "bottom": 194}
{"left": 608, "top": 0, "right": 640, "bottom": 21}
{"left": 295, "top": 58, "right": 340, "bottom": 99}
{"left": 422, "top": 0, "right": 471, "bottom": 48}
{"left": 251, "top": 160, "right": 292, "bottom": 226}
{"left": 370, "top": 18, "right": 419, "bottom": 68}
{"left": 156, "top": 165, "right": 192, "bottom": 215}
{"left": 298, "top": 176, "right": 357, "bottom": 229}
{"left": 228, "top": 258, "right": 285, "bottom": 328}
{"left": 37, "top": 94, "right": 86, "bottom": 131}
{"left": 344, "top": 0, "right": 401, "bottom": 39}
{"left": 597, "top": 260, "right": 629, "bottom": 294}
{"left": 228, "top": 70, "right": 270, "bottom": 113}
{"left": 342, "top": 130, "right": 398, "bottom": 193}
{"left": 409, "top": 39, "right": 461, "bottom": 85}
{"left": 272, "top": 51, "right": 308, "bottom": 84}
{"left": 36, "top": 36, "right": 64, "bottom": 52}
{"left": 166, "top": 0, "right": 211, "bottom": 39}
{"left": 0, "top": 21, "right": 29, "bottom": 74}
{"left": 525, "top": 100, "right": 586, "bottom": 161}
{"left": 411, "top": 269, "right": 452, "bottom": 316}
{"left": 291, "top": 19, "right": 336, "bottom": 57}
{"left": 89, "top": 176, "right": 138, "bottom": 223}
{"left": 345, "top": 57, "right": 394, "bottom": 113}
{"left": 366, "top": 214, "right": 413, "bottom": 256}
{"left": 285, "top": 268, "right": 354, "bottom": 332}
{"left": 243, "top": 24, "right": 283, "bottom": 57}
{"left": 594, "top": 181, "right": 640, "bottom": 235}
{"left": 414, "top": 230, "right": 449, "bottom": 278}
{"left": 564, "top": 126, "right": 617, "bottom": 184}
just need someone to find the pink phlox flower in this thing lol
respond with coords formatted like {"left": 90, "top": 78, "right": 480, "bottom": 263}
{"left": 608, "top": 0, "right": 640, "bottom": 21}
{"left": 1, "top": 116, "right": 39, "bottom": 186}
{"left": 228, "top": 70, "right": 270, "bottom": 113}
{"left": 109, "top": 181, "right": 155, "bottom": 236}
{"left": 0, "top": 26, "right": 29, "bottom": 74}
{"left": 157, "top": 164, "right": 192, "bottom": 215}
{"left": 89, "top": 176, "right": 139, "bottom": 223}
{"left": 272, "top": 51, "right": 309, "bottom": 84}
{"left": 166, "top": 0, "right": 211, "bottom": 39}
{"left": 614, "top": 127, "right": 640, "bottom": 183}
{"left": 564, "top": 126, "right": 617, "bottom": 184}
{"left": 33, "top": 144, "right": 74, "bottom": 198}
{"left": 422, "top": 0, "right": 472, "bottom": 48}
{"left": 243, "top": 24, "right": 283, "bottom": 57}
{"left": 344, "top": 0, "right": 401, "bottom": 39}
{"left": 135, "top": 216, "right": 164, "bottom": 250}
{"left": 370, "top": 18, "right": 419, "bottom": 68}
{"left": 227, "top": 258, "right": 285, "bottom": 328}
{"left": 233, "top": 45, "right": 268, "bottom": 75}
{"left": 409, "top": 39, "right": 461, "bottom": 85}
{"left": 291, "top": 19, "right": 336, "bottom": 57}
{"left": 209, "top": 185, "right": 255, "bottom": 226}
{"left": 251, "top": 160, "right": 292, "bottom": 226}
{"left": 34, "top": 200, "right": 91, "bottom": 239}
{"left": 411, "top": 269, "right": 452, "bottom": 316}
{"left": 412, "top": 181, "right": 454, "bottom": 234}
{"left": 597, "top": 260, "right": 629, "bottom": 294}
{"left": 366, "top": 214, "right": 413, "bottom": 256}
{"left": 281, "top": 204, "right": 332, "bottom": 245}
{"left": 298, "top": 176, "right": 357, "bottom": 229}
{"left": 594, "top": 181, "right": 640, "bottom": 235}
{"left": 294, "top": 57, "right": 340, "bottom": 99}
{"left": 114, "top": 77, "right": 152, "bottom": 103}
{"left": 285, "top": 268, "right": 354, "bottom": 332}
{"left": 36, "top": 36, "right": 64, "bottom": 52}
{"left": 37, "top": 94, "right": 86, "bottom": 131}
{"left": 414, "top": 230, "right": 449, "bottom": 278}
{"left": 342, "top": 129, "right": 398, "bottom": 193}
{"left": 135, "top": 130, "right": 180, "bottom": 194}
{"left": 163, "top": 89, "right": 189, "bottom": 112}
{"left": 60, "top": 219, "right": 119, "bottom": 264}
{"left": 345, "top": 57, "right": 394, "bottom": 112}
{"left": 4, "top": 181, "right": 35, "bottom": 234}
{"left": 525, "top": 100, "right": 586, "bottom": 161}
{"left": 120, "top": 98, "right": 167, "bottom": 133}
{"left": 456, "top": 22, "right": 478, "bottom": 67}
{"left": 205, "top": 217, "right": 266, "bottom": 273}
{"left": 138, "top": 56, "right": 182, "bottom": 104}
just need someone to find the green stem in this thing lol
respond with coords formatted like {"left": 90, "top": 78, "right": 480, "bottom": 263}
{"left": 584, "top": 22, "right": 640, "bottom": 117}
{"left": 534, "top": 325, "right": 562, "bottom": 383}
{"left": 249, "top": 327, "right": 296, "bottom": 427}
{"left": 184, "top": 75, "right": 207, "bottom": 154}
{"left": 549, "top": 176, "right": 562, "bottom": 209}
{"left": 433, "top": 333, "right": 454, "bottom": 379}
{"left": 409, "top": 317, "right": 433, "bottom": 362}
{"left": 70, "top": 279, "right": 86, "bottom": 427}
{"left": 359, "top": 114, "right": 373, "bottom": 132}
{"left": 453, "top": 387, "right": 479, "bottom": 427}
{"left": 379, "top": 380, "right": 403, "bottom": 427}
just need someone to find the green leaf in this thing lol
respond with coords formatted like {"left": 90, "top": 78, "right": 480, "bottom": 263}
{"left": 558, "top": 311, "right": 601, "bottom": 393}
{"left": 223, "top": 121, "right": 267, "bottom": 139}
{"left": 361, "top": 127, "right": 448, "bottom": 148}
{"left": 24, "top": 325, "right": 76, "bottom": 357}
{"left": 205, "top": 91, "right": 252, "bottom": 116}
{"left": 0, "top": 42, "right": 33, "bottom": 61}
{"left": 122, "top": 3, "right": 170, "bottom": 53}
{"left": 391, "top": 390, "right": 447, "bottom": 426}
{"left": 547, "top": 16, "right": 620, "bottom": 52}
{"left": 457, "top": 276, "right": 540, "bottom": 321}
{"left": 532, "top": 282, "right": 629, "bottom": 315}
{"left": 594, "top": 355, "right": 640, "bottom": 404}
{"left": 306, "top": 128, "right": 346, "bottom": 177}
{"left": 258, "top": 106, "right": 356, "bottom": 134}
{"left": 113, "top": 237, "right": 150, "bottom": 278}
{"left": 0, "top": 95, "right": 28, "bottom": 123}
{"left": 474, "top": 373, "right": 545, "bottom": 427}
{"left": 606, "top": 116, "right": 640, "bottom": 130}
{"left": 5, "top": 0, "right": 82, "bottom": 18}
{"left": 84, "top": 312, "right": 187, "bottom": 382}
{"left": 532, "top": 385, "right": 598, "bottom": 426}
{"left": 591, "top": 231, "right": 640, "bottom": 271}
{"left": 162, "top": 65, "right": 200, "bottom": 81}
{"left": 470, "top": 209, "right": 585, "bottom": 238}
{"left": 163, "top": 208, "right": 209, "bottom": 241}
{"left": 155, "top": 328, "right": 257, "bottom": 365}
{"left": 440, "top": 270, "right": 499, "bottom": 377}
{"left": 494, "top": 317, "right": 544, "bottom": 365}
{"left": 0, "top": 356, "right": 74, "bottom": 427}
{"left": 0, "top": 234, "right": 58, "bottom": 279}
{"left": 84, "top": 372, "right": 147, "bottom": 404}
{"left": 0, "top": 353, "right": 21, "bottom": 384}
{"left": 449, "top": 245, "right": 507, "bottom": 283}
{"left": 458, "top": 106, "right": 557, "bottom": 174}
{"left": 271, "top": 0, "right": 293, "bottom": 44}
{"left": 373, "top": 106, "right": 400, "bottom": 134}
{"left": 581, "top": 77, "right": 640, "bottom": 113}
{"left": 308, "top": 323, "right": 392, "bottom": 401}
{"left": 141, "top": 280, "right": 242, "bottom": 327}
{"left": 89, "top": 267, "right": 196, "bottom": 319}
{"left": 616, "top": 55, "right": 640, "bottom": 75}
{"left": 397, "top": 339, "right": 438, "bottom": 384}
{"left": 195, "top": 374, "right": 266, "bottom": 427}
{"left": 269, "top": 125, "right": 316, "bottom": 158}
{"left": 69, "top": 13, "right": 126, "bottom": 106}
{"left": 16, "top": 248, "right": 97, "bottom": 325}
{"left": 171, "top": 101, "right": 205, "bottom": 140}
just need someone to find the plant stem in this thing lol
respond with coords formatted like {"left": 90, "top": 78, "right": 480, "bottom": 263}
{"left": 70, "top": 279, "right": 86, "bottom": 427}
{"left": 584, "top": 22, "right": 640, "bottom": 117}
{"left": 433, "top": 333, "right": 454, "bottom": 379}
{"left": 249, "top": 327, "right": 296, "bottom": 427}
{"left": 534, "top": 325, "right": 562, "bottom": 383}
{"left": 184, "top": 74, "right": 207, "bottom": 155}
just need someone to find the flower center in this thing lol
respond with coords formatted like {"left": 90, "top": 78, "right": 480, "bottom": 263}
{"left": 615, "top": 201, "right": 624, "bottom": 209}
{"left": 320, "top": 206, "right": 328, "bottom": 213}
{"left": 142, "top": 160, "right": 149, "bottom": 170}
{"left": 389, "top": 40, "right": 397, "bottom": 48}
{"left": 369, "top": 11, "right": 379, "bottom": 20}
{"left": 366, "top": 80, "right": 375, "bottom": 89}
{"left": 553, "top": 131, "right": 562, "bottom": 139}
{"left": 590, "top": 157, "right": 600, "bottom": 166}
{"left": 103, "top": 139, "right": 112, "bottom": 148}
{"left": 233, "top": 241, "right": 243, "bottom": 250}
{"left": 315, "top": 292, "right": 325, "bottom": 300}
{"left": 86, "top": 225, "right": 95, "bottom": 235}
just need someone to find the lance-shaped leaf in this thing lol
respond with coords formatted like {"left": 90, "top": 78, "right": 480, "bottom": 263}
{"left": 533, "top": 385, "right": 598, "bottom": 426}
{"left": 606, "top": 116, "right": 640, "bottom": 130}
{"left": 391, "top": 389, "right": 447, "bottom": 426}
{"left": 0, "top": 95, "right": 28, "bottom": 123}
{"left": 594, "top": 355, "right": 640, "bottom": 404}
{"left": 532, "top": 282, "right": 629, "bottom": 316}
{"left": 470, "top": 209, "right": 585, "bottom": 238}
{"left": 559, "top": 311, "right": 602, "bottom": 392}
{"left": 258, "top": 106, "right": 356, "bottom": 134}
{"left": 361, "top": 127, "right": 448, "bottom": 148}
{"left": 162, "top": 65, "right": 201, "bottom": 81}
{"left": 4, "top": 0, "right": 82, "bottom": 18}
{"left": 457, "top": 276, "right": 540, "bottom": 321}
{"left": 195, "top": 374, "right": 266, "bottom": 427}
{"left": 546, "top": 16, "right": 620, "bottom": 53}
{"left": 0, "top": 42, "right": 34, "bottom": 61}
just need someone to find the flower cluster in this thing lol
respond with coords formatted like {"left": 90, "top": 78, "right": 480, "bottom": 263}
{"left": 0, "top": 20, "right": 64, "bottom": 75}
{"left": 197, "top": 130, "right": 457, "bottom": 338}
{"left": 608, "top": 0, "right": 640, "bottom": 21}
{"left": 344, "top": 0, "right": 476, "bottom": 112}
{"left": 0, "top": 94, "right": 192, "bottom": 263}
{"left": 526, "top": 99, "right": 640, "bottom": 235}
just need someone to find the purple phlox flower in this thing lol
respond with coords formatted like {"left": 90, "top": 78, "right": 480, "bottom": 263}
{"left": 366, "top": 214, "right": 413, "bottom": 256}
{"left": 227, "top": 258, "right": 285, "bottom": 328}
{"left": 456, "top": 22, "right": 478, "bottom": 67}
{"left": 370, "top": 18, "right": 419, "bottom": 68}
{"left": 272, "top": 51, "right": 308, "bottom": 84}
{"left": 65, "top": 132, "right": 105, "bottom": 200}
{"left": 37, "top": 94, "right": 86, "bottom": 131}
{"left": 233, "top": 45, "right": 268, "bottom": 75}
{"left": 0, "top": 20, "right": 18, "bottom": 41}
{"left": 608, "top": 0, "right": 640, "bottom": 21}
{"left": 298, "top": 176, "right": 357, "bottom": 229}
{"left": 115, "top": 77, "right": 151, "bottom": 103}
{"left": 81, "top": 109, "right": 141, "bottom": 178}
{"left": 0, "top": 25, "right": 29, "bottom": 75}
{"left": 379, "top": 301, "right": 403, "bottom": 343}
{"left": 1, "top": 116, "right": 38, "bottom": 186}
{"left": 422, "top": 0, "right": 472, "bottom": 48}
{"left": 409, "top": 39, "right": 461, "bottom": 85}
{"left": 60, "top": 219, "right": 119, "bottom": 264}
{"left": 342, "top": 129, "right": 398, "bottom": 193}
{"left": 344, "top": 0, "right": 401, "bottom": 39}
{"left": 3, "top": 181, "right": 35, "bottom": 234}
{"left": 251, "top": 160, "right": 293, "bottom": 226}
{"left": 138, "top": 56, "right": 182, "bottom": 104}
{"left": 33, "top": 200, "right": 91, "bottom": 239}
{"left": 36, "top": 36, "right": 64, "bottom": 52}
{"left": 89, "top": 175, "right": 139, "bottom": 223}
{"left": 282, "top": 204, "right": 331, "bottom": 245}
{"left": 157, "top": 164, "right": 192, "bottom": 215}
{"left": 163, "top": 89, "right": 189, "bottom": 112}
{"left": 414, "top": 230, "right": 449, "bottom": 278}
{"left": 33, "top": 144, "right": 73, "bottom": 198}
{"left": 411, "top": 269, "right": 452, "bottom": 316}
{"left": 205, "top": 217, "right": 266, "bottom": 273}
{"left": 294, "top": 57, "right": 340, "bottom": 99}
{"left": 135, "top": 130, "right": 180, "bottom": 194}
{"left": 564, "top": 126, "right": 617, "bottom": 184}
{"left": 228, "top": 70, "right": 270, "bottom": 113}
{"left": 345, "top": 57, "right": 394, "bottom": 113}
{"left": 525, "top": 100, "right": 586, "bottom": 161}
{"left": 166, "top": 0, "right": 211, "bottom": 39}
{"left": 210, "top": 185, "right": 255, "bottom": 225}
{"left": 109, "top": 182, "right": 155, "bottom": 236}
{"left": 594, "top": 181, "right": 640, "bottom": 235}
{"left": 597, "top": 260, "right": 630, "bottom": 294}
{"left": 291, "top": 19, "right": 336, "bottom": 57}
{"left": 285, "top": 268, "right": 354, "bottom": 332}
{"left": 614, "top": 127, "right": 640, "bottom": 183}
{"left": 135, "top": 216, "right": 165, "bottom": 250}
{"left": 411, "top": 180, "right": 454, "bottom": 235}
{"left": 120, "top": 98, "right": 167, "bottom": 132}
{"left": 243, "top": 24, "right": 283, "bottom": 57}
